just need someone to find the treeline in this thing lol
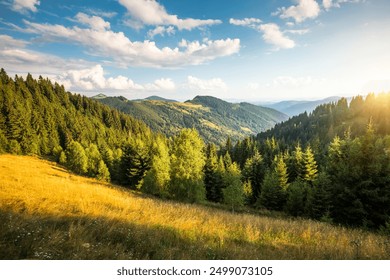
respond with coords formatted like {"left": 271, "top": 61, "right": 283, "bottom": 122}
{"left": 220, "top": 94, "right": 390, "bottom": 229}
{"left": 0, "top": 68, "right": 150, "bottom": 183}
{"left": 0, "top": 69, "right": 219, "bottom": 203}
{"left": 1, "top": 69, "right": 389, "bottom": 229}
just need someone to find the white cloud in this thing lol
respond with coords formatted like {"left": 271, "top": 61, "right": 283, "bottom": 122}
{"left": 186, "top": 76, "right": 228, "bottom": 91}
{"left": 118, "top": 0, "right": 221, "bottom": 30}
{"left": 323, "top": 0, "right": 335, "bottom": 10}
{"left": 23, "top": 15, "right": 240, "bottom": 68}
{"left": 0, "top": 35, "right": 92, "bottom": 75}
{"left": 259, "top": 23, "right": 295, "bottom": 49}
{"left": 323, "top": 0, "right": 361, "bottom": 11}
{"left": 76, "top": 12, "right": 110, "bottom": 31}
{"left": 0, "top": 35, "right": 28, "bottom": 49}
{"left": 146, "top": 78, "right": 176, "bottom": 91}
{"left": 229, "top": 18, "right": 304, "bottom": 50}
{"left": 285, "top": 29, "right": 310, "bottom": 35}
{"left": 56, "top": 65, "right": 176, "bottom": 92}
{"left": 147, "top": 26, "right": 175, "bottom": 38}
{"left": 229, "top": 18, "right": 262, "bottom": 27}
{"left": 12, "top": 0, "right": 40, "bottom": 13}
{"left": 278, "top": 0, "right": 321, "bottom": 23}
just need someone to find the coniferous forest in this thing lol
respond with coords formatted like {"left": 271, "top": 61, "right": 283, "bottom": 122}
{"left": 1, "top": 68, "right": 390, "bottom": 232}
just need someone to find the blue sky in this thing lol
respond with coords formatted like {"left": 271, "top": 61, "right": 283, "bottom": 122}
{"left": 1, "top": 0, "right": 390, "bottom": 101}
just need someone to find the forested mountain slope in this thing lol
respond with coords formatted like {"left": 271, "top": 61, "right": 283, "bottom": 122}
{"left": 0, "top": 68, "right": 152, "bottom": 184}
{"left": 95, "top": 95, "right": 288, "bottom": 144}
{"left": 256, "top": 94, "right": 390, "bottom": 150}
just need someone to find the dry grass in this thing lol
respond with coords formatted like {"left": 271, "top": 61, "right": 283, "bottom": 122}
{"left": 0, "top": 155, "right": 389, "bottom": 260}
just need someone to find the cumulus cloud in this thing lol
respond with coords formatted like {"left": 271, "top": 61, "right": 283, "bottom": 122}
{"left": 277, "top": 0, "right": 321, "bottom": 23}
{"left": 56, "top": 65, "right": 176, "bottom": 92}
{"left": 230, "top": 18, "right": 301, "bottom": 50}
{"left": 147, "top": 26, "right": 175, "bottom": 38}
{"left": 12, "top": 0, "right": 40, "bottom": 13}
{"left": 118, "top": 0, "right": 221, "bottom": 30}
{"left": 259, "top": 23, "right": 295, "bottom": 49}
{"left": 186, "top": 76, "right": 228, "bottom": 92}
{"left": 146, "top": 78, "right": 176, "bottom": 91}
{"left": 76, "top": 12, "right": 110, "bottom": 31}
{"left": 22, "top": 14, "right": 240, "bottom": 68}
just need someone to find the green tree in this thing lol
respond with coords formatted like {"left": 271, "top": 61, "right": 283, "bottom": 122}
{"left": 142, "top": 135, "right": 171, "bottom": 197}
{"left": 285, "top": 180, "right": 307, "bottom": 217}
{"left": 204, "top": 143, "right": 222, "bottom": 202}
{"left": 96, "top": 160, "right": 110, "bottom": 181}
{"left": 65, "top": 141, "right": 88, "bottom": 175}
{"left": 242, "top": 149, "right": 266, "bottom": 203}
{"left": 223, "top": 162, "right": 244, "bottom": 212}
{"left": 303, "top": 145, "right": 318, "bottom": 185}
{"left": 169, "top": 128, "right": 205, "bottom": 202}
{"left": 120, "top": 138, "right": 150, "bottom": 189}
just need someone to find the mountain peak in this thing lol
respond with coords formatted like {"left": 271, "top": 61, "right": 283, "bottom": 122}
{"left": 91, "top": 93, "right": 108, "bottom": 99}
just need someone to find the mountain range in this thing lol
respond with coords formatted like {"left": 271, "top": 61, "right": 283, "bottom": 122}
{"left": 93, "top": 94, "right": 288, "bottom": 144}
{"left": 264, "top": 96, "right": 343, "bottom": 117}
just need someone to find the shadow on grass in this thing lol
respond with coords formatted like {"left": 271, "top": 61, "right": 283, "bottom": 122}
{"left": 0, "top": 209, "right": 305, "bottom": 260}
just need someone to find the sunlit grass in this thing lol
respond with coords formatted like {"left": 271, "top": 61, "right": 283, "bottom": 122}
{"left": 0, "top": 154, "right": 389, "bottom": 259}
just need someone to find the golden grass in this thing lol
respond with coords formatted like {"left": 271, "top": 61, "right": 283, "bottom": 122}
{"left": 0, "top": 155, "right": 389, "bottom": 260}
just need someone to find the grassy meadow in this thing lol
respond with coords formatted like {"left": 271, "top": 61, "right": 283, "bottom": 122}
{"left": 0, "top": 154, "right": 389, "bottom": 260}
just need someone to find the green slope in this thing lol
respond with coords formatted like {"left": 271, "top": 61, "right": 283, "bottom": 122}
{"left": 96, "top": 95, "right": 288, "bottom": 144}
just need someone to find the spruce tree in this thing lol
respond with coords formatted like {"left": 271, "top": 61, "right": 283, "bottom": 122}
{"left": 222, "top": 162, "right": 244, "bottom": 212}
{"left": 303, "top": 145, "right": 318, "bottom": 185}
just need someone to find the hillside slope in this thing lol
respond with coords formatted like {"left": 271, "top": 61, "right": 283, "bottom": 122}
{"left": 96, "top": 95, "right": 288, "bottom": 144}
{"left": 0, "top": 155, "right": 388, "bottom": 260}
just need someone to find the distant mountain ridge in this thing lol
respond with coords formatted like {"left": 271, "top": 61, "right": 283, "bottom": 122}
{"left": 94, "top": 95, "right": 288, "bottom": 144}
{"left": 265, "top": 96, "right": 343, "bottom": 116}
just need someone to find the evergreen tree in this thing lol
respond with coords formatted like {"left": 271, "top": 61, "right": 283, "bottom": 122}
{"left": 96, "top": 160, "right": 110, "bottom": 182}
{"left": 142, "top": 135, "right": 171, "bottom": 197}
{"left": 169, "top": 129, "right": 206, "bottom": 202}
{"left": 257, "top": 171, "right": 286, "bottom": 211}
{"left": 222, "top": 162, "right": 244, "bottom": 212}
{"left": 120, "top": 138, "right": 150, "bottom": 189}
{"left": 274, "top": 154, "right": 289, "bottom": 191}
{"left": 242, "top": 149, "right": 265, "bottom": 203}
{"left": 204, "top": 143, "right": 222, "bottom": 202}
{"left": 65, "top": 141, "right": 88, "bottom": 175}
{"left": 303, "top": 145, "right": 318, "bottom": 185}
{"left": 285, "top": 180, "right": 307, "bottom": 217}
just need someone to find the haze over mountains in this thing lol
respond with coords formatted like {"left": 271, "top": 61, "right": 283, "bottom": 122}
{"left": 94, "top": 94, "right": 288, "bottom": 144}
{"left": 263, "top": 96, "right": 343, "bottom": 117}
